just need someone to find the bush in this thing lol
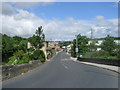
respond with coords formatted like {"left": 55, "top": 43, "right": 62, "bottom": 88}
{"left": 17, "top": 55, "right": 30, "bottom": 64}
{"left": 8, "top": 56, "right": 17, "bottom": 64}
{"left": 117, "top": 50, "right": 120, "bottom": 58}
{"left": 83, "top": 50, "right": 110, "bottom": 58}
{"left": 13, "top": 50, "right": 24, "bottom": 58}
{"left": 31, "top": 50, "right": 45, "bottom": 62}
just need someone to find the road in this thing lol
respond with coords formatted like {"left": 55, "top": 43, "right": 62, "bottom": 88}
{"left": 3, "top": 52, "right": 119, "bottom": 88}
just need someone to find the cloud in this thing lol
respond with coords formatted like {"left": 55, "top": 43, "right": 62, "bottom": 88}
{"left": 1, "top": 2, "right": 54, "bottom": 16}
{"left": 1, "top": 8, "right": 118, "bottom": 41}
{"left": 1, "top": 3, "right": 15, "bottom": 16}
{"left": 2, "top": 9, "right": 46, "bottom": 38}
{"left": 14, "top": 2, "right": 53, "bottom": 9}
{"left": 92, "top": 16, "right": 118, "bottom": 38}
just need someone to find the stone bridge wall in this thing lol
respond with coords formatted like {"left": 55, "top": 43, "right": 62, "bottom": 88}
{"left": 2, "top": 60, "right": 42, "bottom": 81}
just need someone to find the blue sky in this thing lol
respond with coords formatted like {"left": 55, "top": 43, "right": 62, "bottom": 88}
{"left": 1, "top": 2, "right": 118, "bottom": 40}
{"left": 26, "top": 2, "right": 117, "bottom": 20}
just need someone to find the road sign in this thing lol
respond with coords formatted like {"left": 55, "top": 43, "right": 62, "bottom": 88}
{"left": 76, "top": 48, "right": 78, "bottom": 52}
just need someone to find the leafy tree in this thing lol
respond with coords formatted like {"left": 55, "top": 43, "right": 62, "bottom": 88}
{"left": 28, "top": 26, "right": 45, "bottom": 50}
{"left": 2, "top": 34, "right": 15, "bottom": 62}
{"left": 13, "top": 36, "right": 23, "bottom": 42}
{"left": 13, "top": 50, "right": 24, "bottom": 57}
{"left": 28, "top": 35, "right": 37, "bottom": 48}
{"left": 71, "top": 34, "right": 89, "bottom": 57}
{"left": 30, "top": 50, "right": 45, "bottom": 62}
{"left": 71, "top": 39, "right": 76, "bottom": 57}
{"left": 101, "top": 35, "right": 117, "bottom": 55}
{"left": 77, "top": 34, "right": 89, "bottom": 55}
{"left": 17, "top": 55, "right": 30, "bottom": 64}
{"left": 0, "top": 33, "right": 2, "bottom": 51}
{"left": 19, "top": 40, "right": 28, "bottom": 52}
{"left": 36, "top": 26, "right": 45, "bottom": 49}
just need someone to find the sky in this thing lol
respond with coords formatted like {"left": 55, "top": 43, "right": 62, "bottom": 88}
{"left": 1, "top": 2, "right": 118, "bottom": 41}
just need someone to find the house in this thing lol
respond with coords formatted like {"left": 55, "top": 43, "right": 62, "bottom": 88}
{"left": 27, "top": 41, "right": 56, "bottom": 60}
{"left": 88, "top": 38, "right": 120, "bottom": 51}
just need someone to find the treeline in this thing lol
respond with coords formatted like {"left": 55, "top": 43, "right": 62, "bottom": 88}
{"left": 71, "top": 34, "right": 120, "bottom": 59}
{"left": 2, "top": 26, "right": 46, "bottom": 65}
{"left": 90, "top": 37, "right": 120, "bottom": 40}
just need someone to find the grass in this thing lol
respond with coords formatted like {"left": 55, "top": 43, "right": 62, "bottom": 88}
{"left": 82, "top": 51, "right": 118, "bottom": 59}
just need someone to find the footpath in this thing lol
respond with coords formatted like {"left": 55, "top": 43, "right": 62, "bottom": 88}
{"left": 70, "top": 56, "right": 120, "bottom": 74}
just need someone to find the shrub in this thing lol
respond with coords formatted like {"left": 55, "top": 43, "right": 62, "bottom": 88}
{"left": 31, "top": 50, "right": 45, "bottom": 62}
{"left": 117, "top": 50, "right": 120, "bottom": 58}
{"left": 13, "top": 50, "right": 24, "bottom": 58}
{"left": 83, "top": 50, "right": 109, "bottom": 58}
{"left": 38, "top": 55, "right": 45, "bottom": 62}
{"left": 8, "top": 56, "right": 17, "bottom": 64}
{"left": 17, "top": 55, "right": 30, "bottom": 64}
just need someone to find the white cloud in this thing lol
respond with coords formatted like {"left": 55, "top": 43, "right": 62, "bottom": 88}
{"left": 92, "top": 16, "right": 118, "bottom": 38}
{"left": 1, "top": 8, "right": 118, "bottom": 41}
{"left": 2, "top": 9, "right": 46, "bottom": 38}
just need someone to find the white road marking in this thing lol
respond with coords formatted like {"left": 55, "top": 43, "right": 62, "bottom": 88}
{"left": 61, "top": 63, "right": 69, "bottom": 69}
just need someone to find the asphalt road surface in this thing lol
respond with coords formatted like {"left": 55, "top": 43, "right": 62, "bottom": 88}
{"left": 3, "top": 52, "right": 119, "bottom": 88}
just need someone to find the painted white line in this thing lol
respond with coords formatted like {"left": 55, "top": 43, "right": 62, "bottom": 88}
{"left": 61, "top": 63, "right": 69, "bottom": 69}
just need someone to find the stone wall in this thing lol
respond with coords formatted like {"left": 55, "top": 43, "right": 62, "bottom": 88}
{"left": 77, "top": 57, "right": 120, "bottom": 66}
{"left": 2, "top": 60, "right": 42, "bottom": 81}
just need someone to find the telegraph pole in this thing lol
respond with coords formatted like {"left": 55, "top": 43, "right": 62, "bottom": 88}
{"left": 90, "top": 28, "right": 94, "bottom": 52}
{"left": 91, "top": 28, "right": 93, "bottom": 39}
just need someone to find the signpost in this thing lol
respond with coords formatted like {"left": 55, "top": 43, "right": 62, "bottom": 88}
{"left": 75, "top": 35, "right": 78, "bottom": 58}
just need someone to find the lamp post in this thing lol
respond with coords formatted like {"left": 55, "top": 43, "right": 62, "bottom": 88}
{"left": 75, "top": 35, "right": 78, "bottom": 58}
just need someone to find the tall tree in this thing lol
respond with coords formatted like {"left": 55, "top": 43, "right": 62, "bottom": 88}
{"left": 13, "top": 36, "right": 23, "bottom": 42}
{"left": 77, "top": 34, "right": 89, "bottom": 55}
{"left": 71, "top": 34, "right": 89, "bottom": 57}
{"left": 2, "top": 34, "right": 15, "bottom": 62}
{"left": 36, "top": 26, "right": 45, "bottom": 49}
{"left": 101, "top": 35, "right": 117, "bottom": 55}
{"left": 71, "top": 39, "right": 76, "bottom": 57}
{"left": 28, "top": 26, "right": 45, "bottom": 50}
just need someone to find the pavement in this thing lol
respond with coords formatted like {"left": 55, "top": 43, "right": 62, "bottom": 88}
{"left": 70, "top": 56, "right": 120, "bottom": 74}
{"left": 3, "top": 51, "right": 119, "bottom": 88}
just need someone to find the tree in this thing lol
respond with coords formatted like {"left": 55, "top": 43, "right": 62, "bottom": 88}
{"left": 71, "top": 34, "right": 89, "bottom": 57}
{"left": 2, "top": 34, "right": 15, "bottom": 62}
{"left": 36, "top": 26, "right": 45, "bottom": 49}
{"left": 28, "top": 26, "right": 45, "bottom": 50}
{"left": 101, "top": 35, "right": 117, "bottom": 55}
{"left": 77, "top": 34, "right": 89, "bottom": 56}
{"left": 13, "top": 50, "right": 25, "bottom": 60}
{"left": 71, "top": 39, "right": 76, "bottom": 57}
{"left": 30, "top": 50, "right": 45, "bottom": 62}
{"left": 13, "top": 36, "right": 23, "bottom": 42}
{"left": 19, "top": 40, "right": 28, "bottom": 52}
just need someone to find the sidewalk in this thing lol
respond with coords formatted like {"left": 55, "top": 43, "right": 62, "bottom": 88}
{"left": 70, "top": 57, "right": 120, "bottom": 74}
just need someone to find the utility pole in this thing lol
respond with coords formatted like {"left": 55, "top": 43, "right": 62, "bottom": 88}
{"left": 91, "top": 28, "right": 93, "bottom": 39}
{"left": 90, "top": 28, "right": 94, "bottom": 52}
{"left": 75, "top": 35, "right": 78, "bottom": 58}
